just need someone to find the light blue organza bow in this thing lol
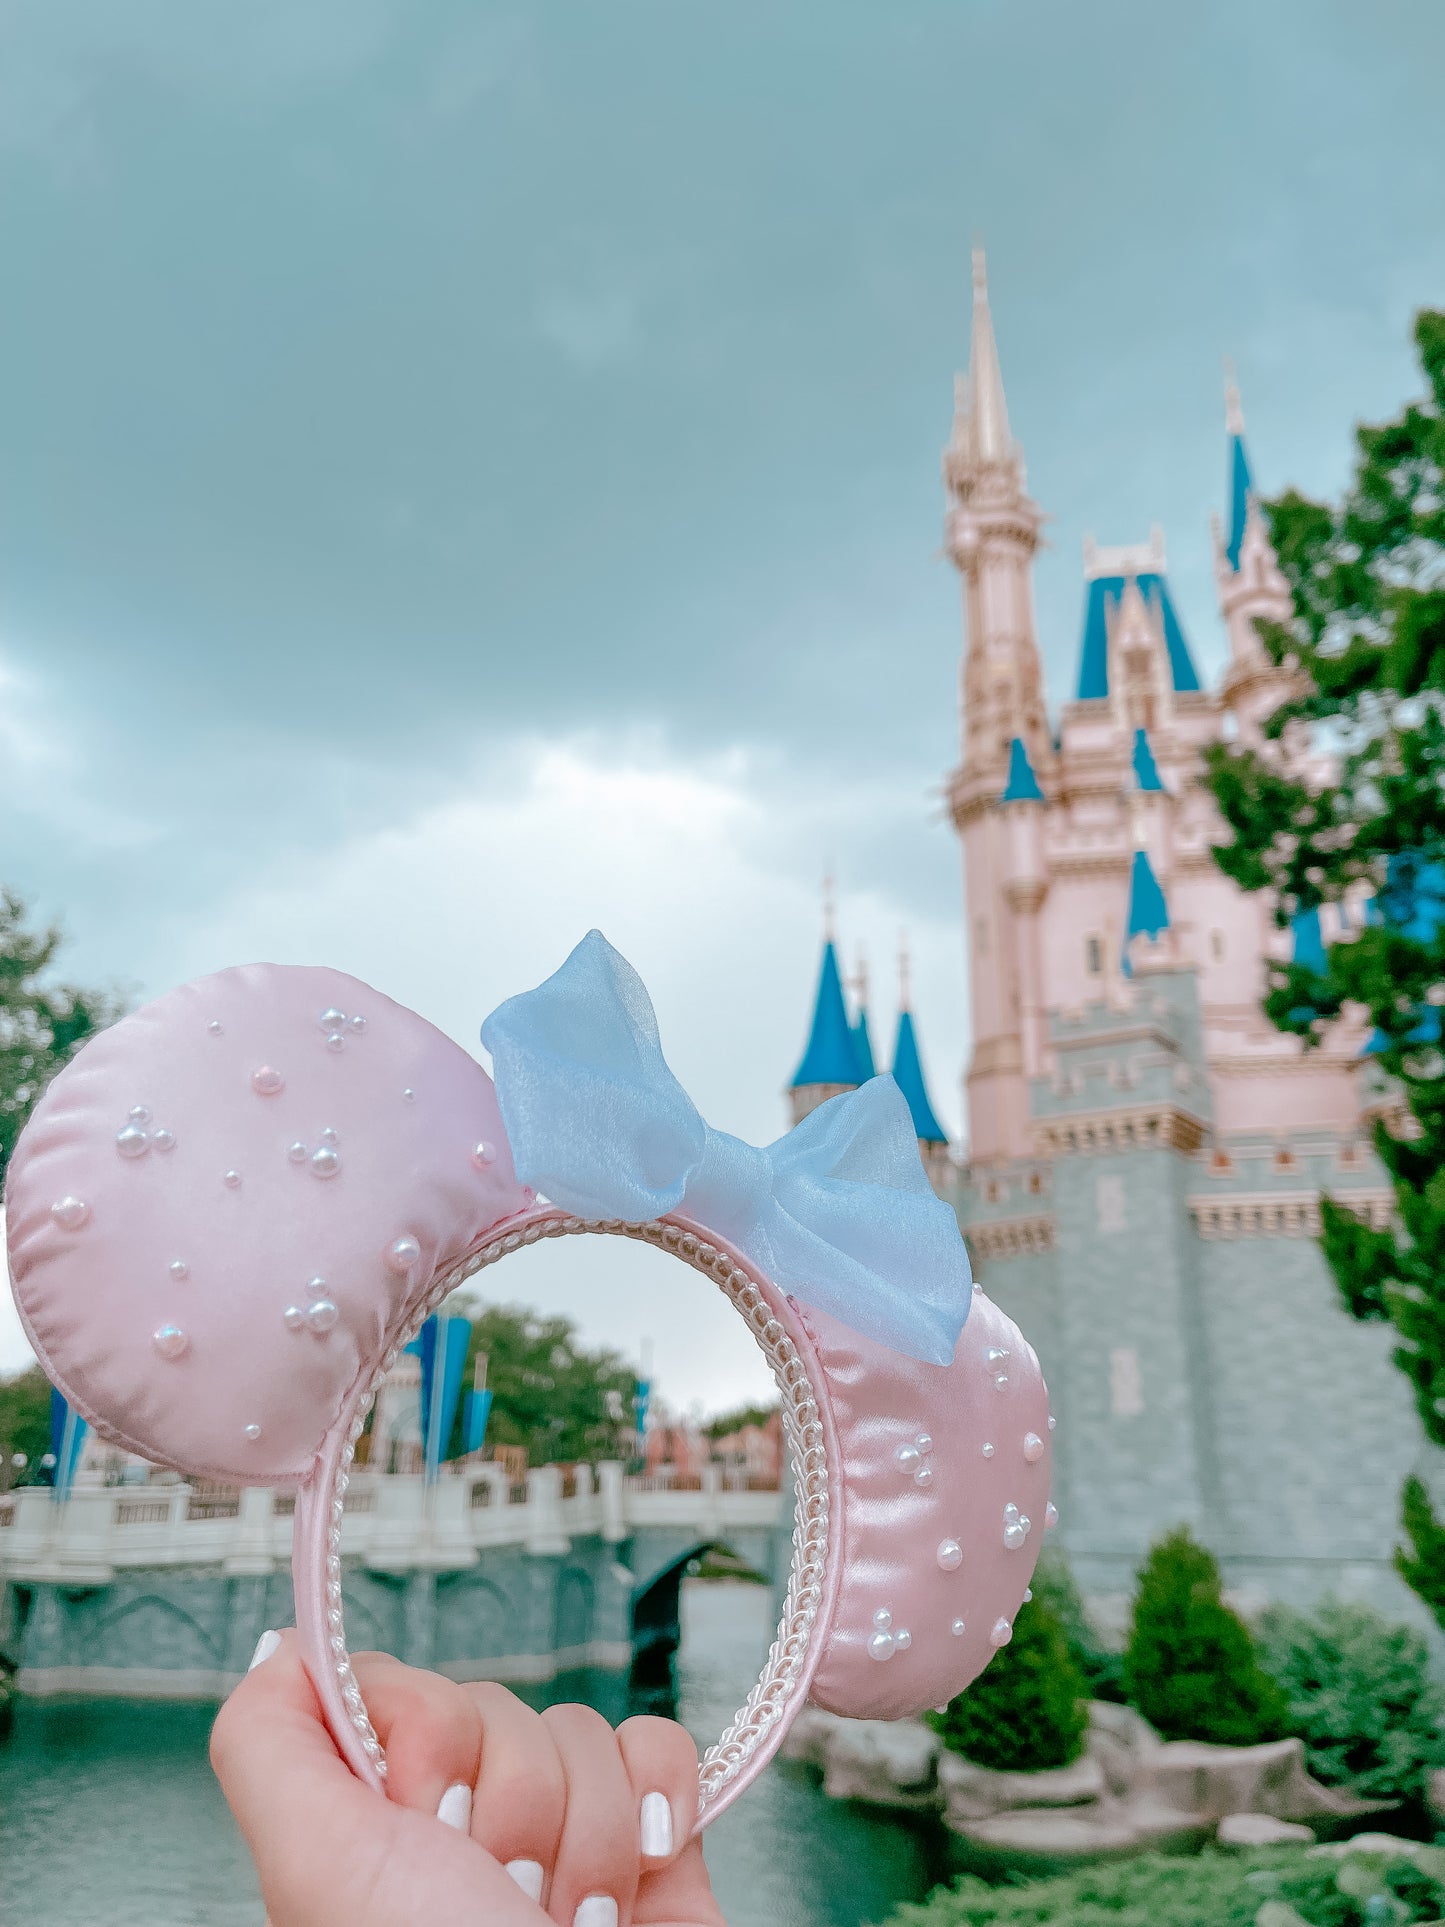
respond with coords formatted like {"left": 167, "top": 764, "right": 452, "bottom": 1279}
{"left": 480, "top": 931, "right": 971, "bottom": 1365}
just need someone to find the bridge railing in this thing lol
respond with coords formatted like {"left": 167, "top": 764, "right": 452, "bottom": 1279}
{"left": 0, "top": 1463, "right": 782, "bottom": 1582}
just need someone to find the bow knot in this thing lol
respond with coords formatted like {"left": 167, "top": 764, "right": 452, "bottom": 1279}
{"left": 481, "top": 932, "right": 971, "bottom": 1364}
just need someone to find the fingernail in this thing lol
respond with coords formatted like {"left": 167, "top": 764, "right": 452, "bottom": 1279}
{"left": 505, "top": 1861, "right": 544, "bottom": 1902}
{"left": 248, "top": 1630, "right": 281, "bottom": 1672}
{"left": 573, "top": 1899, "right": 618, "bottom": 1927}
{"left": 436, "top": 1782, "right": 472, "bottom": 1832}
{"left": 640, "top": 1790, "right": 673, "bottom": 1858}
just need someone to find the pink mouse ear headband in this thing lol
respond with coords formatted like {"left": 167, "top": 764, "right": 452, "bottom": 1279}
{"left": 5, "top": 930, "right": 1052, "bottom": 1829}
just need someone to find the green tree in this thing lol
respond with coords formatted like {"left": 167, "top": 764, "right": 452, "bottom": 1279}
{"left": 926, "top": 1587, "right": 1088, "bottom": 1773}
{"left": 1123, "top": 1527, "right": 1288, "bottom": 1745}
{"left": 0, "top": 1364, "right": 51, "bottom": 1479}
{"left": 1029, "top": 1547, "right": 1125, "bottom": 1703}
{"left": 0, "top": 890, "right": 118, "bottom": 1181}
{"left": 450, "top": 1299, "right": 638, "bottom": 1466}
{"left": 702, "top": 1402, "right": 778, "bottom": 1440}
{"left": 1204, "top": 311, "right": 1445, "bottom": 1625}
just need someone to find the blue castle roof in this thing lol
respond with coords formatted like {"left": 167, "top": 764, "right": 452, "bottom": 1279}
{"left": 891, "top": 1009, "right": 947, "bottom": 1144}
{"left": 1131, "top": 727, "right": 1165, "bottom": 793}
{"left": 1226, "top": 431, "right": 1253, "bottom": 572}
{"left": 1121, "top": 848, "right": 1170, "bottom": 978}
{"left": 1076, "top": 574, "right": 1202, "bottom": 701}
{"left": 1000, "top": 735, "right": 1045, "bottom": 803}
{"left": 852, "top": 1007, "right": 877, "bottom": 1081}
{"left": 791, "top": 940, "right": 860, "bottom": 1088}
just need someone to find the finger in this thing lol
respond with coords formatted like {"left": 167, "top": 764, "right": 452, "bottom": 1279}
{"left": 615, "top": 1716, "right": 699, "bottom": 1868}
{"left": 210, "top": 1631, "right": 399, "bottom": 1925}
{"left": 352, "top": 1654, "right": 483, "bottom": 1829}
{"left": 542, "top": 1703, "right": 639, "bottom": 1927}
{"left": 459, "top": 1682, "right": 568, "bottom": 1906}
{"left": 633, "top": 1837, "right": 728, "bottom": 1927}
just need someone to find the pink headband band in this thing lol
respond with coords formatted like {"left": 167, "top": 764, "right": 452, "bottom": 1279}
{"left": 5, "top": 934, "right": 1052, "bottom": 1828}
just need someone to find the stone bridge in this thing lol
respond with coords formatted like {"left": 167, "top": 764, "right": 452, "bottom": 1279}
{"left": 0, "top": 1464, "right": 786, "bottom": 1702}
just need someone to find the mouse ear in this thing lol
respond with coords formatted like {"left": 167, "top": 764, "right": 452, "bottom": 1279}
{"left": 5, "top": 964, "right": 529, "bottom": 1484}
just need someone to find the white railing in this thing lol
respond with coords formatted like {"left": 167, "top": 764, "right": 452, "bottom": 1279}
{"left": 0, "top": 1464, "right": 783, "bottom": 1584}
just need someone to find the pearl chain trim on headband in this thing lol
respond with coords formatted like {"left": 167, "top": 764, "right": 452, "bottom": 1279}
{"left": 318, "top": 1214, "right": 830, "bottom": 1815}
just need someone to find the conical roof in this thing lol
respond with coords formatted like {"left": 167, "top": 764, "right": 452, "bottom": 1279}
{"left": 791, "top": 940, "right": 859, "bottom": 1089}
{"left": 891, "top": 1008, "right": 947, "bottom": 1145}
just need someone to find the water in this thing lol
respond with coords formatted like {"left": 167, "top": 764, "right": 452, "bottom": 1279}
{"left": 0, "top": 1581, "right": 947, "bottom": 1926}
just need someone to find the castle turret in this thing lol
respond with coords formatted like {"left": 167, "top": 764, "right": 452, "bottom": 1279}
{"left": 788, "top": 926, "right": 859, "bottom": 1125}
{"left": 890, "top": 939, "right": 949, "bottom": 1176}
{"left": 945, "top": 251, "right": 1050, "bottom": 1162}
{"left": 1212, "top": 367, "right": 1298, "bottom": 746}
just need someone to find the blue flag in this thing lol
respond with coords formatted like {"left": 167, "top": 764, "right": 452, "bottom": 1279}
{"left": 411, "top": 1314, "right": 472, "bottom": 1483}
{"left": 463, "top": 1388, "right": 493, "bottom": 1457}
{"left": 48, "top": 1386, "right": 87, "bottom": 1501}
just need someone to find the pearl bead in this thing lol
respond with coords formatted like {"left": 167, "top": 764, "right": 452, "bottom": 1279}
{"left": 223, "top": 1170, "right": 242, "bottom": 1189}
{"left": 348, "top": 1015, "right": 367, "bottom": 1033}
{"left": 310, "top": 1147, "right": 341, "bottom": 1179}
{"left": 307, "top": 1276, "right": 327, "bottom": 1295}
{"left": 251, "top": 1067, "right": 285, "bottom": 1096}
{"left": 981, "top": 1442, "right": 995, "bottom": 1458}
{"left": 937, "top": 1539, "right": 963, "bottom": 1572}
{"left": 402, "top": 1088, "right": 415, "bottom": 1101}
{"left": 1045, "top": 1501, "right": 1060, "bottom": 1530}
{"left": 325, "top": 1032, "right": 345, "bottom": 1054}
{"left": 283, "top": 1305, "right": 306, "bottom": 1332}
{"left": 994, "top": 1374, "right": 1010, "bottom": 1391}
{"left": 152, "top": 1324, "right": 189, "bottom": 1360}
{"left": 914, "top": 1465, "right": 934, "bottom": 1489}
{"left": 1023, "top": 1431, "right": 1045, "bottom": 1462}
{"left": 170, "top": 1260, "right": 188, "bottom": 1280}
{"left": 152, "top": 1128, "right": 175, "bottom": 1152}
{"left": 985, "top": 1347, "right": 1010, "bottom": 1366}
{"left": 895, "top": 1444, "right": 921, "bottom": 1470}
{"left": 320, "top": 1127, "right": 339, "bottom": 1146}
{"left": 386, "top": 1236, "right": 421, "bottom": 1274}
{"left": 915, "top": 1433, "right": 933, "bottom": 1455}
{"left": 471, "top": 1141, "right": 496, "bottom": 1169}
{"left": 116, "top": 1126, "right": 150, "bottom": 1159}
{"left": 894, "top": 1628, "right": 912, "bottom": 1652}
{"left": 243, "top": 1423, "right": 262, "bottom": 1442}
{"left": 207, "top": 1019, "right": 223, "bottom": 1036}
{"left": 319, "top": 1008, "right": 346, "bottom": 1030}
{"left": 873, "top": 1607, "right": 892, "bottom": 1630}
{"left": 50, "top": 1197, "right": 91, "bottom": 1231}
{"left": 1048, "top": 1415, "right": 1056, "bottom": 1431}
{"left": 990, "top": 1617, "right": 1013, "bottom": 1648}
{"left": 972, "top": 1281, "right": 982, "bottom": 1294}
{"left": 287, "top": 1141, "right": 308, "bottom": 1164}
{"left": 306, "top": 1298, "right": 339, "bottom": 1333}
{"left": 1004, "top": 1521, "right": 1028, "bottom": 1550}
{"left": 129, "top": 1105, "right": 151, "bottom": 1124}
{"left": 951, "top": 1618, "right": 967, "bottom": 1637}
{"left": 867, "top": 1630, "right": 896, "bottom": 1662}
{"left": 1024, "top": 1589, "right": 1033, "bottom": 1603}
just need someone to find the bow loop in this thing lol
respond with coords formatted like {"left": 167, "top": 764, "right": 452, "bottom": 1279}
{"left": 481, "top": 931, "right": 971, "bottom": 1364}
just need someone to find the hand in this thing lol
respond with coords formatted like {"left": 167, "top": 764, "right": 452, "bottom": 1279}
{"left": 211, "top": 1630, "right": 727, "bottom": 1927}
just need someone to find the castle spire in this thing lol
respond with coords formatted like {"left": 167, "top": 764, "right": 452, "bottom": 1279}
{"left": 965, "top": 248, "right": 1013, "bottom": 464}
{"left": 1223, "top": 361, "right": 1254, "bottom": 573}
{"left": 849, "top": 947, "right": 877, "bottom": 1082}
{"left": 788, "top": 917, "right": 859, "bottom": 1123}
{"left": 890, "top": 936, "right": 947, "bottom": 1146}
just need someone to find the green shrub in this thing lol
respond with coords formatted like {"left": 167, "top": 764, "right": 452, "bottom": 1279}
{"left": 926, "top": 1587, "right": 1088, "bottom": 1772}
{"left": 877, "top": 1843, "right": 1445, "bottom": 1927}
{"left": 1122, "top": 1527, "right": 1288, "bottom": 1745}
{"left": 1259, "top": 1597, "right": 1445, "bottom": 1804}
{"left": 1028, "top": 1549, "right": 1125, "bottom": 1704}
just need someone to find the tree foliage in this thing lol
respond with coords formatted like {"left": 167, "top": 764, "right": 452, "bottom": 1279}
{"left": 451, "top": 1299, "right": 638, "bottom": 1466}
{"left": 0, "top": 890, "right": 118, "bottom": 1181}
{"left": 1122, "top": 1528, "right": 1287, "bottom": 1746}
{"left": 926, "top": 1586, "right": 1088, "bottom": 1773}
{"left": 0, "top": 1364, "right": 51, "bottom": 1476}
{"left": 1204, "top": 310, "right": 1445, "bottom": 1625}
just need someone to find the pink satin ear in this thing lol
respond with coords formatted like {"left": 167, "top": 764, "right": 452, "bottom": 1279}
{"left": 5, "top": 963, "right": 529, "bottom": 1483}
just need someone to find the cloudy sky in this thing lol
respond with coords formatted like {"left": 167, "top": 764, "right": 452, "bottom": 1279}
{"left": 2, "top": 1, "right": 1442, "bottom": 1409}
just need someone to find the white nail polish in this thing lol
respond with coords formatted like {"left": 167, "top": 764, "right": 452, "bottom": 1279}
{"left": 248, "top": 1630, "right": 281, "bottom": 1672}
{"left": 505, "top": 1860, "right": 544, "bottom": 1902}
{"left": 573, "top": 1899, "right": 618, "bottom": 1927}
{"left": 436, "top": 1782, "right": 472, "bottom": 1832}
{"left": 640, "top": 1790, "right": 673, "bottom": 1858}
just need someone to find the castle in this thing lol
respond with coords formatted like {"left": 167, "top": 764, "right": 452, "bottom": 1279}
{"left": 788, "top": 253, "right": 1423, "bottom": 1625}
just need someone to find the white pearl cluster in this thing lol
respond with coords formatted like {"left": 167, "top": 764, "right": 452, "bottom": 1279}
{"left": 1003, "top": 1501, "right": 1032, "bottom": 1550}
{"left": 318, "top": 1007, "right": 367, "bottom": 1055}
{"left": 287, "top": 1126, "right": 343, "bottom": 1181}
{"left": 114, "top": 1104, "right": 177, "bottom": 1160}
{"left": 986, "top": 1345, "right": 1010, "bottom": 1390}
{"left": 284, "top": 1278, "right": 339, "bottom": 1335}
{"left": 895, "top": 1432, "right": 935, "bottom": 1489}
{"left": 867, "top": 1606, "right": 912, "bottom": 1662}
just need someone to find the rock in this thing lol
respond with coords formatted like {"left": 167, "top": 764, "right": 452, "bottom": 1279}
{"left": 819, "top": 1717, "right": 940, "bottom": 1810}
{"left": 938, "top": 1748, "right": 1105, "bottom": 1826}
{"left": 1218, "top": 1812, "right": 1316, "bottom": 1848}
{"left": 777, "top": 1704, "right": 844, "bottom": 1771}
{"left": 1428, "top": 1768, "right": 1445, "bottom": 1824}
{"left": 1308, "top": 1832, "right": 1430, "bottom": 1860}
{"left": 1087, "top": 1701, "right": 1159, "bottom": 1797}
{"left": 952, "top": 1807, "right": 1143, "bottom": 1860}
{"left": 1141, "top": 1736, "right": 1362, "bottom": 1823}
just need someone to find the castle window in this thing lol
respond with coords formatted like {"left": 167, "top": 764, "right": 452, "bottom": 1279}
{"left": 1028, "top": 1169, "right": 1044, "bottom": 1195}
{"left": 1338, "top": 1141, "right": 1363, "bottom": 1169}
{"left": 1210, "top": 929, "right": 1225, "bottom": 961}
{"left": 1210, "top": 1149, "right": 1233, "bottom": 1176}
{"left": 1274, "top": 1144, "right": 1297, "bottom": 1172}
{"left": 1085, "top": 935, "right": 1103, "bottom": 976}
